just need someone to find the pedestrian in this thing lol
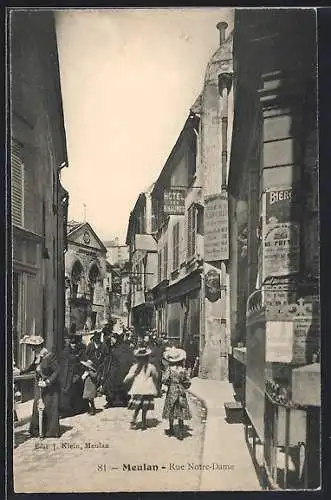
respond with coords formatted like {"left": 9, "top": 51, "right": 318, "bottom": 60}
{"left": 19, "top": 335, "right": 60, "bottom": 438}
{"left": 59, "top": 332, "right": 88, "bottom": 417}
{"left": 162, "top": 347, "right": 192, "bottom": 440}
{"left": 80, "top": 359, "right": 98, "bottom": 415}
{"left": 85, "top": 330, "right": 107, "bottom": 387}
{"left": 107, "top": 333, "right": 135, "bottom": 407}
{"left": 123, "top": 347, "right": 158, "bottom": 431}
{"left": 100, "top": 333, "right": 118, "bottom": 408}
{"left": 149, "top": 337, "right": 166, "bottom": 398}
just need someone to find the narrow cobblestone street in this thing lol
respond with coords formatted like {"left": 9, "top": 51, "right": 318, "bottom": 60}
{"left": 14, "top": 393, "right": 205, "bottom": 493}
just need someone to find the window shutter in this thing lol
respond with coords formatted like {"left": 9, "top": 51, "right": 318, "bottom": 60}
{"left": 158, "top": 251, "right": 162, "bottom": 282}
{"left": 192, "top": 207, "right": 196, "bottom": 256}
{"left": 187, "top": 205, "right": 196, "bottom": 259}
{"left": 163, "top": 242, "right": 168, "bottom": 279}
{"left": 11, "top": 140, "right": 24, "bottom": 227}
{"left": 187, "top": 207, "right": 192, "bottom": 258}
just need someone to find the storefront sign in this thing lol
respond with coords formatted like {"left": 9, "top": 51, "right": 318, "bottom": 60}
{"left": 204, "top": 192, "right": 229, "bottom": 261}
{"left": 265, "top": 187, "right": 299, "bottom": 223}
{"left": 163, "top": 189, "right": 185, "bottom": 215}
{"left": 205, "top": 269, "right": 221, "bottom": 303}
{"left": 263, "top": 223, "right": 300, "bottom": 279}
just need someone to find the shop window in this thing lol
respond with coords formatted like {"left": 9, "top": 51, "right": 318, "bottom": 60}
{"left": 172, "top": 222, "right": 180, "bottom": 270}
{"left": 11, "top": 139, "right": 25, "bottom": 227}
{"left": 167, "top": 302, "right": 181, "bottom": 339}
{"left": 187, "top": 204, "right": 196, "bottom": 259}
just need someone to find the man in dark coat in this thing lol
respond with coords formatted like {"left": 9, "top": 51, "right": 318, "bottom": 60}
{"left": 100, "top": 332, "right": 117, "bottom": 408}
{"left": 107, "top": 334, "right": 134, "bottom": 407}
{"left": 85, "top": 330, "right": 107, "bottom": 388}
{"left": 59, "top": 332, "right": 88, "bottom": 416}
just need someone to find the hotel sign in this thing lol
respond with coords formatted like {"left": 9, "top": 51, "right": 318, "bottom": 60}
{"left": 204, "top": 192, "right": 229, "bottom": 262}
{"left": 163, "top": 189, "right": 185, "bottom": 215}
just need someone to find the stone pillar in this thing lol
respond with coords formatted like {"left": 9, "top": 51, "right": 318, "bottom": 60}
{"left": 200, "top": 68, "right": 233, "bottom": 380}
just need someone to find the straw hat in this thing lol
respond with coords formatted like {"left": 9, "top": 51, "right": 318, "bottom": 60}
{"left": 20, "top": 335, "right": 44, "bottom": 346}
{"left": 133, "top": 347, "right": 151, "bottom": 358}
{"left": 163, "top": 347, "right": 186, "bottom": 364}
{"left": 80, "top": 359, "right": 96, "bottom": 371}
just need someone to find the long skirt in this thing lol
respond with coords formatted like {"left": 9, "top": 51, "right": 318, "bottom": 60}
{"left": 60, "top": 379, "right": 88, "bottom": 416}
{"left": 128, "top": 395, "right": 154, "bottom": 412}
{"left": 82, "top": 376, "right": 97, "bottom": 400}
{"left": 162, "top": 392, "right": 191, "bottom": 420}
{"left": 30, "top": 390, "right": 60, "bottom": 438}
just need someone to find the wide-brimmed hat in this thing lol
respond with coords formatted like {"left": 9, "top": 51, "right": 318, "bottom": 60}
{"left": 80, "top": 359, "right": 96, "bottom": 371}
{"left": 163, "top": 347, "right": 186, "bottom": 364}
{"left": 134, "top": 347, "right": 151, "bottom": 358}
{"left": 20, "top": 335, "right": 44, "bottom": 346}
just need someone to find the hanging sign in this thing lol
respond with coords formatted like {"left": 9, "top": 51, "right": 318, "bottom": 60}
{"left": 204, "top": 192, "right": 229, "bottom": 261}
{"left": 163, "top": 189, "right": 185, "bottom": 215}
{"left": 205, "top": 268, "right": 221, "bottom": 303}
{"left": 263, "top": 222, "right": 300, "bottom": 279}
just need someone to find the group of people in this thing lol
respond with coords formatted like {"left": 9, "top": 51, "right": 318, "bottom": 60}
{"left": 15, "top": 322, "right": 195, "bottom": 441}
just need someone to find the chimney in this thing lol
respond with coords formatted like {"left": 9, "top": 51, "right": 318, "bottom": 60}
{"left": 216, "top": 21, "right": 228, "bottom": 45}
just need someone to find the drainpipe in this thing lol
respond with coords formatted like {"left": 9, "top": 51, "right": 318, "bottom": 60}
{"left": 218, "top": 71, "right": 233, "bottom": 190}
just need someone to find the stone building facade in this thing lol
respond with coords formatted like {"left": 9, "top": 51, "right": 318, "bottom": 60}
{"left": 150, "top": 111, "right": 203, "bottom": 354}
{"left": 65, "top": 222, "right": 111, "bottom": 334}
{"left": 11, "top": 11, "right": 69, "bottom": 377}
{"left": 228, "top": 9, "right": 319, "bottom": 489}
{"left": 126, "top": 185, "right": 158, "bottom": 333}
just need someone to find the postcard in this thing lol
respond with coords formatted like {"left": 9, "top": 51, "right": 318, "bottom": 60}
{"left": 10, "top": 7, "right": 320, "bottom": 493}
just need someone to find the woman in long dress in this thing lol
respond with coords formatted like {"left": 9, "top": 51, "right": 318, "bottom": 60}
{"left": 20, "top": 335, "right": 60, "bottom": 438}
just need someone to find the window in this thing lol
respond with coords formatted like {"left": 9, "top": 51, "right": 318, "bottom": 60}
{"left": 187, "top": 204, "right": 196, "bottom": 259}
{"left": 172, "top": 222, "right": 180, "bottom": 270}
{"left": 11, "top": 140, "right": 24, "bottom": 227}
{"left": 167, "top": 302, "right": 181, "bottom": 340}
{"left": 13, "top": 272, "right": 37, "bottom": 367}
{"left": 163, "top": 242, "right": 168, "bottom": 279}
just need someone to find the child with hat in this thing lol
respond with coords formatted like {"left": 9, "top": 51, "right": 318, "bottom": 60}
{"left": 80, "top": 359, "right": 98, "bottom": 415}
{"left": 162, "top": 347, "right": 192, "bottom": 440}
{"left": 123, "top": 347, "right": 158, "bottom": 430}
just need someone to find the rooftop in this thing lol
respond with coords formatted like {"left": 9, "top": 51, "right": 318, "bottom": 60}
{"left": 67, "top": 220, "right": 84, "bottom": 235}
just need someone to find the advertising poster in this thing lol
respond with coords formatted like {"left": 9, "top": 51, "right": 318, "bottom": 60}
{"left": 204, "top": 192, "right": 229, "bottom": 262}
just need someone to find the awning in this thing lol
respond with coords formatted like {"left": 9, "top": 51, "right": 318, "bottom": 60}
{"left": 135, "top": 234, "right": 157, "bottom": 252}
{"left": 167, "top": 270, "right": 201, "bottom": 302}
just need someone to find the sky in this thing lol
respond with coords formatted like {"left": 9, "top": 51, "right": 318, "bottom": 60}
{"left": 56, "top": 8, "right": 234, "bottom": 243}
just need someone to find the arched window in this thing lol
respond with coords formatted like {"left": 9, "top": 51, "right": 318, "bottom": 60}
{"left": 88, "top": 263, "right": 100, "bottom": 303}
{"left": 71, "top": 260, "right": 84, "bottom": 298}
